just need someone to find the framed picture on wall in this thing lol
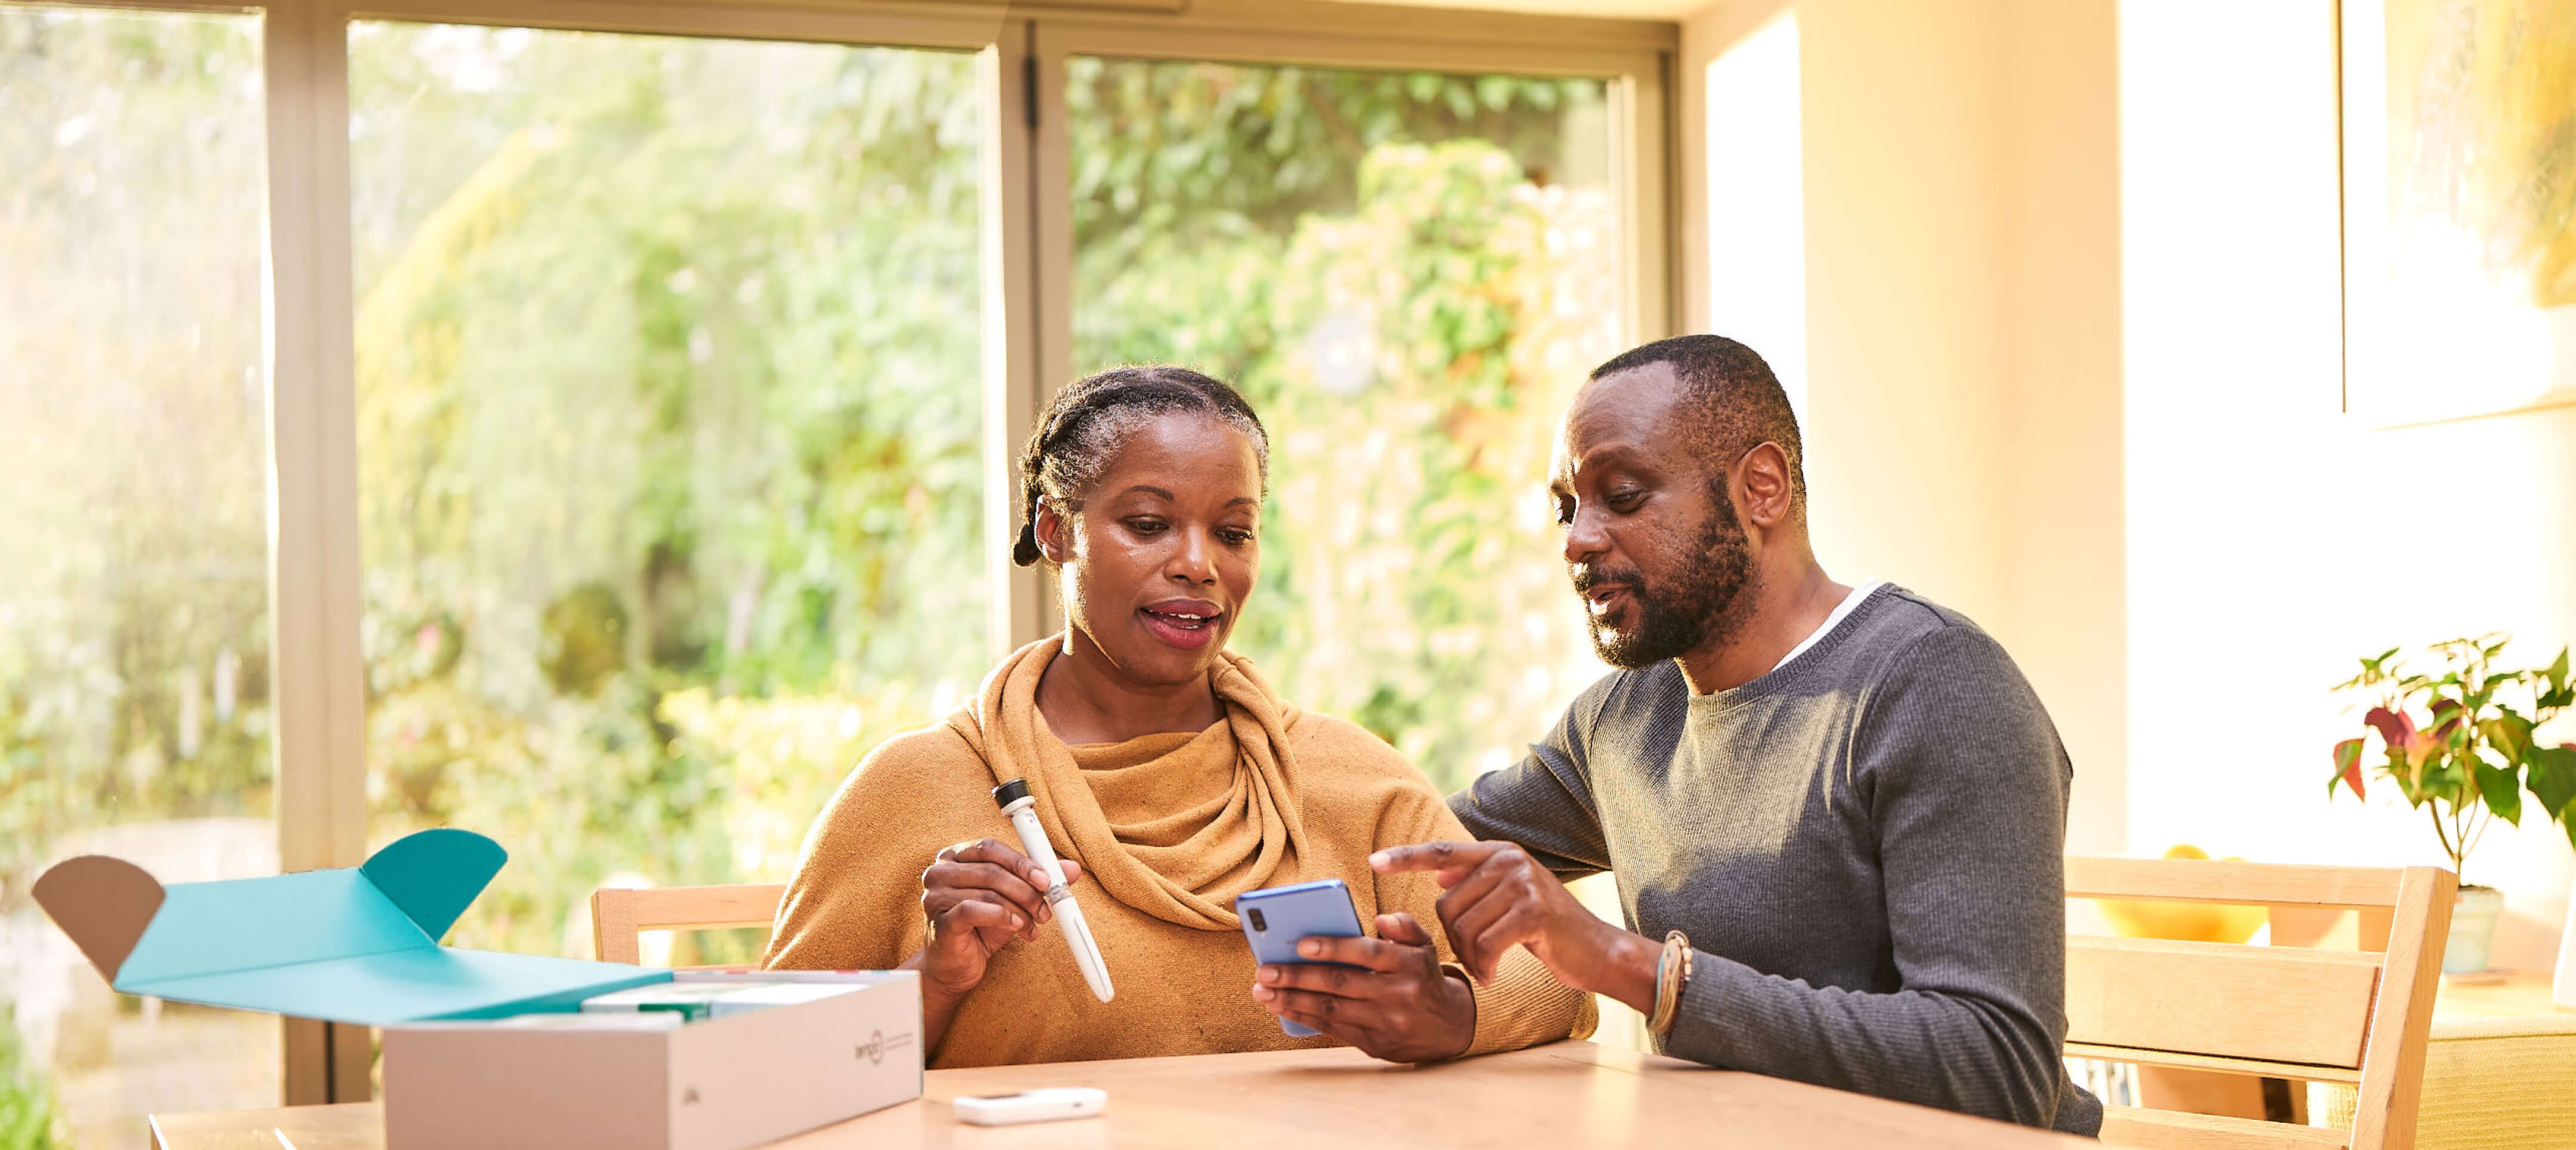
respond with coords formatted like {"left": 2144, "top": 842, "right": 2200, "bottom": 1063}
{"left": 2342, "top": 0, "right": 2576, "bottom": 426}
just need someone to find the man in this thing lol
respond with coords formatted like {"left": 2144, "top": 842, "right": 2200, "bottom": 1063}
{"left": 1357, "top": 334, "right": 2097, "bottom": 1133}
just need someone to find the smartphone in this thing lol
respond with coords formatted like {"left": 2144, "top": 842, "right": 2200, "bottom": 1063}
{"left": 1235, "top": 878, "right": 1366, "bottom": 1037}
{"left": 953, "top": 1087, "right": 1106, "bottom": 1126}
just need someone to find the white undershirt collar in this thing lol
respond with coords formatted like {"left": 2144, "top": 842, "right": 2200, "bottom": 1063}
{"left": 1769, "top": 579, "right": 1884, "bottom": 674}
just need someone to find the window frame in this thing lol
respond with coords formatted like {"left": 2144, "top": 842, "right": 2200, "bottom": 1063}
{"left": 20, "top": 0, "right": 1677, "bottom": 1106}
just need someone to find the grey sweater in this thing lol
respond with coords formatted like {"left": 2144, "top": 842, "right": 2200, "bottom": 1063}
{"left": 1452, "top": 584, "right": 2101, "bottom": 1135}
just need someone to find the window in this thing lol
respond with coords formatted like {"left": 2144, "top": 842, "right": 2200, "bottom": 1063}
{"left": 1068, "top": 58, "right": 1624, "bottom": 789}
{"left": 0, "top": 6, "right": 278, "bottom": 1144}
{"left": 5, "top": 0, "right": 1670, "bottom": 1120}
{"left": 346, "top": 23, "right": 988, "bottom": 962}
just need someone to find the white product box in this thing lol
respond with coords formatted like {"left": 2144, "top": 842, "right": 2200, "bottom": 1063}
{"left": 383, "top": 971, "right": 922, "bottom": 1150}
{"left": 706, "top": 981, "right": 868, "bottom": 1017}
{"left": 495, "top": 1011, "right": 685, "bottom": 1030}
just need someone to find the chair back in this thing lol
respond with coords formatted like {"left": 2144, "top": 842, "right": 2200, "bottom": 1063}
{"left": 590, "top": 883, "right": 787, "bottom": 968}
{"left": 2066, "top": 857, "right": 2454, "bottom": 1150}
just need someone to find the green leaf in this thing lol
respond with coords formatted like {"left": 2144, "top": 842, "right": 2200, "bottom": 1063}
{"left": 2481, "top": 714, "right": 2532, "bottom": 765}
{"left": 2527, "top": 745, "right": 2576, "bottom": 822}
{"left": 2331, "top": 737, "right": 2366, "bottom": 799}
{"left": 2475, "top": 762, "right": 2522, "bottom": 823}
{"left": 2429, "top": 698, "right": 2464, "bottom": 727}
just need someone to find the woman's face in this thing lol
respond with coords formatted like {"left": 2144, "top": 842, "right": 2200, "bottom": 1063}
{"left": 1038, "top": 411, "right": 1262, "bottom": 687}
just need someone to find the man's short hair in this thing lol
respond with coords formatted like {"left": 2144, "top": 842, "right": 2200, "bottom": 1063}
{"left": 1587, "top": 334, "right": 1805, "bottom": 510}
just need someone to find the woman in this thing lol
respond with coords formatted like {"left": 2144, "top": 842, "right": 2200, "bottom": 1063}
{"left": 763, "top": 365, "right": 1591, "bottom": 1067}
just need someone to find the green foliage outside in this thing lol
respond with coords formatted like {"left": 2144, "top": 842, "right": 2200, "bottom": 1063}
{"left": 0, "top": 1008, "right": 62, "bottom": 1150}
{"left": 4, "top": 17, "right": 1620, "bottom": 1005}
{"left": 349, "top": 38, "right": 1621, "bottom": 962}
{"left": 0, "top": 8, "right": 273, "bottom": 889}
{"left": 4, "top": 15, "right": 280, "bottom": 1139}
{"left": 346, "top": 27, "right": 991, "bottom": 959}
{"left": 0, "top": 21, "right": 1626, "bottom": 1142}
{"left": 1067, "top": 58, "right": 1619, "bottom": 780}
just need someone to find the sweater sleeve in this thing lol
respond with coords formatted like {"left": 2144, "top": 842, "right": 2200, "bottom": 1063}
{"left": 1373, "top": 783, "right": 1596, "bottom": 1056}
{"left": 1444, "top": 674, "right": 1617, "bottom": 880}
{"left": 1658, "top": 625, "right": 2082, "bottom": 1130}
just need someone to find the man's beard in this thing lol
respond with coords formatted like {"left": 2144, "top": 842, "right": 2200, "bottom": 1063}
{"left": 1572, "top": 485, "right": 1755, "bottom": 669}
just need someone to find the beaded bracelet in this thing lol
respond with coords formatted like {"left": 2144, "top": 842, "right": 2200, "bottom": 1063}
{"left": 1646, "top": 930, "right": 1692, "bottom": 1036}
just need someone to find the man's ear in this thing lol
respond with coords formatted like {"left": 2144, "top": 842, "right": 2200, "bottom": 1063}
{"left": 1735, "top": 442, "right": 1795, "bottom": 532}
{"left": 1033, "top": 497, "right": 1073, "bottom": 564}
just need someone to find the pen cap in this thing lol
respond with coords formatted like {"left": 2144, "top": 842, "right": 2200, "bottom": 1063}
{"left": 992, "top": 779, "right": 1032, "bottom": 814}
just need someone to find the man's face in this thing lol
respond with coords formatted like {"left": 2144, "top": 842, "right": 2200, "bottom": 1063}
{"left": 1549, "top": 363, "right": 1757, "bottom": 669}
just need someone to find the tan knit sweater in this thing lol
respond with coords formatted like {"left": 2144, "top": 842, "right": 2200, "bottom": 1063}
{"left": 763, "top": 638, "right": 1593, "bottom": 1067}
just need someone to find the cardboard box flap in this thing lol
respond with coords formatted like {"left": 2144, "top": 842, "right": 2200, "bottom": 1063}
{"left": 126, "top": 947, "right": 668, "bottom": 1027}
{"left": 119, "top": 867, "right": 434, "bottom": 987}
{"left": 32, "top": 828, "right": 667, "bottom": 1025}
{"left": 28, "top": 853, "right": 161, "bottom": 985}
{"left": 360, "top": 826, "right": 507, "bottom": 944}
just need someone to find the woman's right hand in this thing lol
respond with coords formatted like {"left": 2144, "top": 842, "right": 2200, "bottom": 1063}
{"left": 909, "top": 838, "right": 1083, "bottom": 1003}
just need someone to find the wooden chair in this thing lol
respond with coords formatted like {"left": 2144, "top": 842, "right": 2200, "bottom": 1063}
{"left": 590, "top": 883, "right": 787, "bottom": 968}
{"left": 2066, "top": 857, "right": 2454, "bottom": 1150}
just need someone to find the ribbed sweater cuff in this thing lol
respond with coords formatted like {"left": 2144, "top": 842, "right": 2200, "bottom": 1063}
{"left": 1457, "top": 952, "right": 1597, "bottom": 1058}
{"left": 1658, "top": 947, "right": 1747, "bottom": 1066}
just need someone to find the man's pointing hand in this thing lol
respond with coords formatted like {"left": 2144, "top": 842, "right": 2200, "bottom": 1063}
{"left": 1370, "top": 841, "right": 1661, "bottom": 1015}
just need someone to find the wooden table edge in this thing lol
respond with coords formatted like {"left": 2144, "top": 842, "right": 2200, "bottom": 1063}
{"left": 148, "top": 1040, "right": 2097, "bottom": 1149}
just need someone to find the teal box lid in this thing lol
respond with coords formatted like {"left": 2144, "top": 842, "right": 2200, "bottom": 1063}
{"left": 32, "top": 828, "right": 670, "bottom": 1026}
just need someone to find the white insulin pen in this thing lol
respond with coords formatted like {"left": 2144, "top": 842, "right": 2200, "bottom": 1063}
{"left": 992, "top": 779, "right": 1114, "bottom": 1003}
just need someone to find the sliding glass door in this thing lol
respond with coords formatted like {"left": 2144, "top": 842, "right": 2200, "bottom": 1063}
{"left": 345, "top": 23, "right": 990, "bottom": 965}
{"left": 1066, "top": 58, "right": 1627, "bottom": 791}
{"left": 0, "top": 7, "right": 280, "bottom": 1145}
{"left": 3, "top": 0, "right": 1668, "bottom": 1132}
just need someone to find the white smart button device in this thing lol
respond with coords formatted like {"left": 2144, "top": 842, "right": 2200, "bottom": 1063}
{"left": 953, "top": 1087, "right": 1107, "bottom": 1127}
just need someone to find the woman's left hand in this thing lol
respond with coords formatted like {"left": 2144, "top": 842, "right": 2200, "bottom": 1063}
{"left": 1249, "top": 912, "right": 1476, "bottom": 1062}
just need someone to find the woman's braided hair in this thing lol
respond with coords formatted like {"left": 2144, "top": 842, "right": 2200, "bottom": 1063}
{"left": 1013, "top": 365, "right": 1271, "bottom": 568}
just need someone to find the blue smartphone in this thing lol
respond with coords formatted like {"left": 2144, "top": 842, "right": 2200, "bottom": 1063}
{"left": 1236, "top": 878, "right": 1366, "bottom": 1037}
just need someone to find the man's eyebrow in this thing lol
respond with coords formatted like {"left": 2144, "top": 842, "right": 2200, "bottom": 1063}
{"left": 1577, "top": 443, "right": 1648, "bottom": 466}
{"left": 1555, "top": 444, "right": 1647, "bottom": 486}
{"left": 1225, "top": 497, "right": 1259, "bottom": 509}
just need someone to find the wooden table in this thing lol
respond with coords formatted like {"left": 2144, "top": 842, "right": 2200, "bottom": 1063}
{"left": 153, "top": 1040, "right": 2092, "bottom": 1149}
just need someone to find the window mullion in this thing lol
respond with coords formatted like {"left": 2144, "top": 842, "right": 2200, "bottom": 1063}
{"left": 983, "top": 18, "right": 1051, "bottom": 655}
{"left": 994, "top": 18, "right": 1072, "bottom": 649}
{"left": 262, "top": 0, "right": 370, "bottom": 1105}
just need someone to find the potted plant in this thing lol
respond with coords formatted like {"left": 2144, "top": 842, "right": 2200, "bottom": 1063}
{"left": 2330, "top": 635, "right": 2575, "bottom": 974}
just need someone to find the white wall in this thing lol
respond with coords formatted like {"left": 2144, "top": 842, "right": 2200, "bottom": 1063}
{"left": 1997, "top": 0, "right": 2126, "bottom": 856}
{"left": 1679, "top": 0, "right": 2576, "bottom": 966}
{"left": 2121, "top": 0, "right": 2574, "bottom": 967}
{"left": 1792, "top": 0, "right": 2013, "bottom": 628}
{"left": 1683, "top": 0, "right": 2129, "bottom": 853}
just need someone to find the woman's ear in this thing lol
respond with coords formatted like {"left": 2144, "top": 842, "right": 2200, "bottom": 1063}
{"left": 1033, "top": 497, "right": 1072, "bottom": 564}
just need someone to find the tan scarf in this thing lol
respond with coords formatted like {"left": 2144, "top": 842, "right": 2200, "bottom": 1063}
{"left": 946, "top": 637, "right": 1308, "bottom": 930}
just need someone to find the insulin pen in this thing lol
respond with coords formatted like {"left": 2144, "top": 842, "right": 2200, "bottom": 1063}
{"left": 992, "top": 780, "right": 1114, "bottom": 1002}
